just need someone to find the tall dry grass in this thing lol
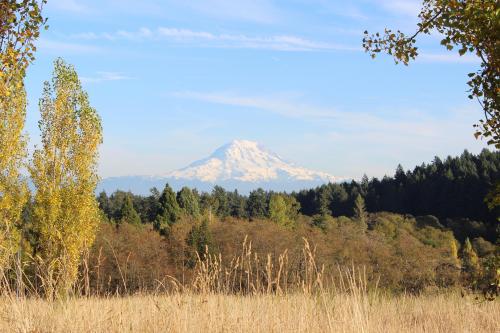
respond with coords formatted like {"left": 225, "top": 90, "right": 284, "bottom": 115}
{"left": 0, "top": 238, "right": 498, "bottom": 332}
{"left": 1, "top": 290, "right": 498, "bottom": 332}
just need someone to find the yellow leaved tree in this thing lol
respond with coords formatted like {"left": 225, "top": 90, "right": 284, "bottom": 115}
{"left": 0, "top": 70, "right": 28, "bottom": 272}
{"left": 31, "top": 58, "right": 103, "bottom": 299}
{"left": 0, "top": 0, "right": 47, "bottom": 273}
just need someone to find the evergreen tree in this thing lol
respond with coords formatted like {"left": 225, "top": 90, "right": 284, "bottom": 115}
{"left": 186, "top": 219, "right": 213, "bottom": 266}
{"left": 294, "top": 189, "right": 316, "bottom": 216}
{"left": 177, "top": 187, "right": 200, "bottom": 218}
{"left": 360, "top": 174, "right": 369, "bottom": 196}
{"left": 118, "top": 194, "right": 141, "bottom": 225}
{"left": 246, "top": 188, "right": 268, "bottom": 219}
{"left": 97, "top": 191, "right": 110, "bottom": 216}
{"left": 154, "top": 184, "right": 180, "bottom": 235}
{"left": 395, "top": 164, "right": 406, "bottom": 184}
{"left": 293, "top": 149, "right": 499, "bottom": 243}
{"left": 329, "top": 184, "right": 349, "bottom": 216}
{"left": 212, "top": 186, "right": 230, "bottom": 218}
{"left": 199, "top": 192, "right": 217, "bottom": 223}
{"left": 316, "top": 186, "right": 332, "bottom": 216}
{"left": 229, "top": 190, "right": 247, "bottom": 219}
{"left": 144, "top": 187, "right": 161, "bottom": 222}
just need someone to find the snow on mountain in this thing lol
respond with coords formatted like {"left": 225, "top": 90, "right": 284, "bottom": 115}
{"left": 167, "top": 140, "right": 335, "bottom": 183}
{"left": 98, "top": 140, "right": 337, "bottom": 195}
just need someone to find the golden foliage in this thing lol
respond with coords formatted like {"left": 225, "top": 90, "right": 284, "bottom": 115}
{"left": 0, "top": 0, "right": 46, "bottom": 271}
{"left": 0, "top": 73, "right": 28, "bottom": 269}
{"left": 0, "top": 0, "right": 47, "bottom": 75}
{"left": 30, "top": 58, "right": 103, "bottom": 298}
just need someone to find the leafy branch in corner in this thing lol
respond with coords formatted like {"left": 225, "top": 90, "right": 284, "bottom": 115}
{"left": 363, "top": 0, "right": 499, "bottom": 149}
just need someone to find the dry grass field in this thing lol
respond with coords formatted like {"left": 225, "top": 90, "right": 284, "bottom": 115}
{"left": 1, "top": 239, "right": 498, "bottom": 333}
{"left": 1, "top": 292, "right": 499, "bottom": 333}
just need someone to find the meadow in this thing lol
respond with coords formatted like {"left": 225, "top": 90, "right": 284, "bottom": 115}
{"left": 2, "top": 290, "right": 498, "bottom": 332}
{"left": 1, "top": 232, "right": 498, "bottom": 333}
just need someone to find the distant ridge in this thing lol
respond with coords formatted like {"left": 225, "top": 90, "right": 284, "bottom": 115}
{"left": 98, "top": 140, "right": 337, "bottom": 195}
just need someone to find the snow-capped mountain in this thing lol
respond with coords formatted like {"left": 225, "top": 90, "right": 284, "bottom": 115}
{"left": 167, "top": 140, "right": 335, "bottom": 183}
{"left": 98, "top": 140, "right": 337, "bottom": 195}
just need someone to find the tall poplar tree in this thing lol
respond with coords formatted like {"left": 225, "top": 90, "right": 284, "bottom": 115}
{"left": 0, "top": 0, "right": 47, "bottom": 271}
{"left": 30, "top": 58, "right": 103, "bottom": 298}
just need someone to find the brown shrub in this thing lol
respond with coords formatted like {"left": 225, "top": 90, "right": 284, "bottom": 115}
{"left": 85, "top": 223, "right": 174, "bottom": 294}
{"left": 82, "top": 212, "right": 462, "bottom": 295}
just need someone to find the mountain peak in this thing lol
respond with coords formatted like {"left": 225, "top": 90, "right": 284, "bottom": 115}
{"left": 167, "top": 140, "right": 335, "bottom": 183}
{"left": 228, "top": 139, "right": 258, "bottom": 146}
{"left": 98, "top": 140, "right": 338, "bottom": 195}
{"left": 209, "top": 139, "right": 281, "bottom": 163}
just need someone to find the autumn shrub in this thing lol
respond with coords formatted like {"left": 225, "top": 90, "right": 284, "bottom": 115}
{"left": 79, "top": 212, "right": 473, "bottom": 295}
{"left": 86, "top": 222, "right": 174, "bottom": 294}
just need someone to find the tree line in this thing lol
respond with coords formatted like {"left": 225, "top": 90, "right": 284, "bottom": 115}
{"left": 98, "top": 148, "right": 500, "bottom": 244}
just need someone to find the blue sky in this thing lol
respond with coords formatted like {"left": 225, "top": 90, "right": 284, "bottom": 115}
{"left": 24, "top": 0, "right": 488, "bottom": 180}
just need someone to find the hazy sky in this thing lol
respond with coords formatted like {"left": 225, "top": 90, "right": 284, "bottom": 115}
{"left": 24, "top": 0, "right": 488, "bottom": 180}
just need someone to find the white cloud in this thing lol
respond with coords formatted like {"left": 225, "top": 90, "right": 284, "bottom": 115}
{"left": 171, "top": 91, "right": 336, "bottom": 119}
{"left": 157, "top": 28, "right": 216, "bottom": 40}
{"left": 170, "top": 91, "right": 487, "bottom": 147}
{"left": 116, "top": 28, "right": 154, "bottom": 40}
{"left": 171, "top": 91, "right": 393, "bottom": 126}
{"left": 70, "top": 27, "right": 360, "bottom": 52}
{"left": 81, "top": 72, "right": 132, "bottom": 83}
